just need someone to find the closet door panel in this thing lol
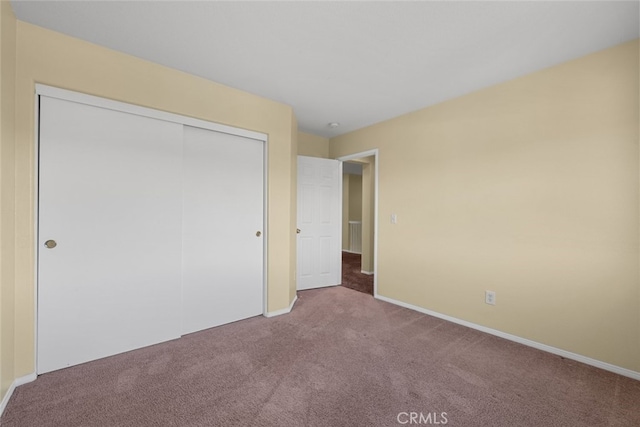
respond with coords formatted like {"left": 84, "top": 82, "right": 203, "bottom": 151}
{"left": 38, "top": 96, "right": 183, "bottom": 374}
{"left": 182, "top": 126, "right": 264, "bottom": 335}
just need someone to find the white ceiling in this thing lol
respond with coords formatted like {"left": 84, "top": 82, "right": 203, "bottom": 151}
{"left": 11, "top": 1, "right": 640, "bottom": 137}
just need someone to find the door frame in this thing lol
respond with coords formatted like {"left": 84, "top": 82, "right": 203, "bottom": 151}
{"left": 336, "top": 149, "right": 379, "bottom": 297}
{"left": 33, "top": 84, "right": 269, "bottom": 373}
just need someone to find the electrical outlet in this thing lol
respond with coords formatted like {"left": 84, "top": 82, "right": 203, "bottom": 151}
{"left": 391, "top": 214, "right": 397, "bottom": 224}
{"left": 485, "top": 290, "right": 496, "bottom": 305}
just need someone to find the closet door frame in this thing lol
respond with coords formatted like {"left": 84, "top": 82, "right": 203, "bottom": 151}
{"left": 33, "top": 84, "right": 269, "bottom": 373}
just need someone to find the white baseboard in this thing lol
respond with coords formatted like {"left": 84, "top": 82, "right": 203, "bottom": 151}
{"left": 342, "top": 250, "right": 362, "bottom": 254}
{"left": 360, "top": 270, "right": 374, "bottom": 275}
{"left": 264, "top": 294, "right": 298, "bottom": 318}
{"left": 375, "top": 294, "right": 640, "bottom": 381}
{"left": 0, "top": 372, "right": 37, "bottom": 417}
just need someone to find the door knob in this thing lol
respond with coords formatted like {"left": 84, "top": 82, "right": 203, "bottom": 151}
{"left": 256, "top": 231, "right": 262, "bottom": 237}
{"left": 296, "top": 229, "right": 301, "bottom": 234}
{"left": 44, "top": 240, "right": 57, "bottom": 249}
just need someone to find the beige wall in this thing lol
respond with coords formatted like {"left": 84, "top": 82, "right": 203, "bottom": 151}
{"left": 0, "top": 0, "right": 17, "bottom": 402}
{"left": 348, "top": 174, "right": 362, "bottom": 221}
{"left": 330, "top": 40, "right": 640, "bottom": 372}
{"left": 342, "top": 174, "right": 350, "bottom": 250}
{"left": 12, "top": 21, "right": 297, "bottom": 379}
{"left": 361, "top": 159, "right": 375, "bottom": 273}
{"left": 298, "top": 131, "right": 329, "bottom": 158}
{"left": 341, "top": 172, "right": 364, "bottom": 252}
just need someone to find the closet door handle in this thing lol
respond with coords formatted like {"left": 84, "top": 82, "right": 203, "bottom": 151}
{"left": 256, "top": 231, "right": 262, "bottom": 237}
{"left": 44, "top": 240, "right": 57, "bottom": 249}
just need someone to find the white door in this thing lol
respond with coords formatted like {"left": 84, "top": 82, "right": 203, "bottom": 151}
{"left": 296, "top": 156, "right": 342, "bottom": 290}
{"left": 38, "top": 96, "right": 183, "bottom": 374}
{"left": 182, "top": 126, "right": 264, "bottom": 334}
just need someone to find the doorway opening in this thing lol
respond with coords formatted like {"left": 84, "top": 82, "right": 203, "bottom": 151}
{"left": 338, "top": 151, "right": 378, "bottom": 296}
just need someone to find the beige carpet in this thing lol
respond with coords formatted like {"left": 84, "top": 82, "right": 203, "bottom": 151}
{"left": 2, "top": 286, "right": 639, "bottom": 426}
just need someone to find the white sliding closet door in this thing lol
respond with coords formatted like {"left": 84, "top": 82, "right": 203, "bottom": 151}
{"left": 182, "top": 126, "right": 264, "bottom": 335}
{"left": 38, "top": 97, "right": 183, "bottom": 374}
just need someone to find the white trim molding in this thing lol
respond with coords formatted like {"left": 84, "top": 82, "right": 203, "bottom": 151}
{"left": 264, "top": 294, "right": 298, "bottom": 318}
{"left": 0, "top": 373, "right": 37, "bottom": 417}
{"left": 360, "top": 270, "right": 374, "bottom": 275}
{"left": 375, "top": 294, "right": 640, "bottom": 381}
